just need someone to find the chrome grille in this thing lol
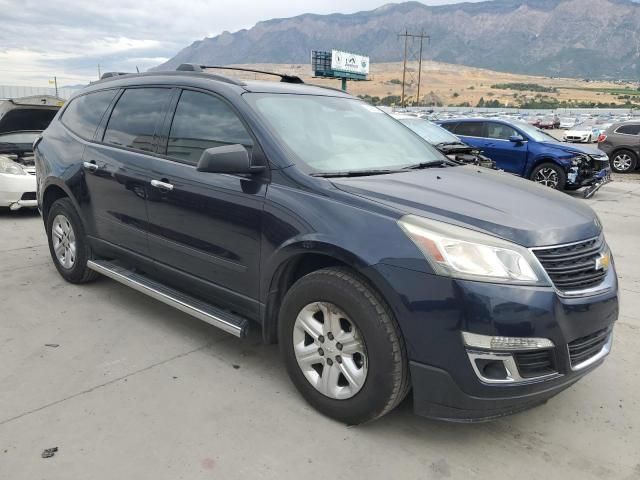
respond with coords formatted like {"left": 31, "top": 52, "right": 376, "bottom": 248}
{"left": 533, "top": 237, "right": 607, "bottom": 291}
{"left": 568, "top": 327, "right": 611, "bottom": 367}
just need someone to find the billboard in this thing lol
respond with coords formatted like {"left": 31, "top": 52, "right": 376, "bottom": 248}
{"left": 330, "top": 50, "right": 370, "bottom": 76}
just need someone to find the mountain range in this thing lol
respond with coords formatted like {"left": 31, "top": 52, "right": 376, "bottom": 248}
{"left": 154, "top": 0, "right": 640, "bottom": 80}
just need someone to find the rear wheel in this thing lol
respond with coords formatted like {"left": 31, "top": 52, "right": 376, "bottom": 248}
{"left": 278, "top": 267, "right": 410, "bottom": 424}
{"left": 530, "top": 162, "right": 567, "bottom": 190}
{"left": 46, "top": 198, "right": 98, "bottom": 283}
{"left": 611, "top": 150, "right": 637, "bottom": 173}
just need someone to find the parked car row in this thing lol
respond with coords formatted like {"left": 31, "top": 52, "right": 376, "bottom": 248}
{"left": 390, "top": 112, "right": 611, "bottom": 197}
{"left": 395, "top": 108, "right": 640, "bottom": 176}
{"left": 31, "top": 66, "right": 618, "bottom": 425}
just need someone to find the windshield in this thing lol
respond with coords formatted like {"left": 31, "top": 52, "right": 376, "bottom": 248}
{"left": 513, "top": 121, "right": 558, "bottom": 142}
{"left": 244, "top": 94, "right": 446, "bottom": 173}
{"left": 0, "top": 108, "right": 57, "bottom": 134}
{"left": 396, "top": 118, "right": 462, "bottom": 145}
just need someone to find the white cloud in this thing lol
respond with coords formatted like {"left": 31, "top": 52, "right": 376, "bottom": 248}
{"left": 0, "top": 0, "right": 481, "bottom": 86}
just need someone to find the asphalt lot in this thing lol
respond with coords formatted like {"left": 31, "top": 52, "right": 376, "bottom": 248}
{"left": 1, "top": 179, "right": 639, "bottom": 480}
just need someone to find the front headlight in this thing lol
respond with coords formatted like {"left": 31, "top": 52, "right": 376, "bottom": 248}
{"left": 398, "top": 215, "right": 548, "bottom": 285}
{"left": 0, "top": 156, "right": 27, "bottom": 175}
{"left": 570, "top": 154, "right": 589, "bottom": 166}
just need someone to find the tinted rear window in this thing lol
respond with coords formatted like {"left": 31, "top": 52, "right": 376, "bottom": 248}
{"left": 0, "top": 108, "right": 58, "bottom": 133}
{"left": 455, "top": 122, "right": 485, "bottom": 137}
{"left": 103, "top": 88, "right": 172, "bottom": 152}
{"left": 61, "top": 90, "right": 118, "bottom": 140}
{"left": 615, "top": 124, "right": 640, "bottom": 136}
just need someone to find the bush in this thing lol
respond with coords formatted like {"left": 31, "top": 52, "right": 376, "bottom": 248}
{"left": 492, "top": 83, "right": 558, "bottom": 93}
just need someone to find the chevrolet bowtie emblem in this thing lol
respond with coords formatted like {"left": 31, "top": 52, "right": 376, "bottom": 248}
{"left": 595, "top": 252, "right": 611, "bottom": 271}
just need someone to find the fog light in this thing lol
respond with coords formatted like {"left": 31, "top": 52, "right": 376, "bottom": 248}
{"left": 474, "top": 358, "right": 508, "bottom": 380}
{"left": 462, "top": 332, "right": 554, "bottom": 351}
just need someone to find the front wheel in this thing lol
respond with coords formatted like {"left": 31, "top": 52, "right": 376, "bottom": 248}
{"left": 278, "top": 267, "right": 410, "bottom": 424}
{"left": 530, "top": 162, "right": 567, "bottom": 190}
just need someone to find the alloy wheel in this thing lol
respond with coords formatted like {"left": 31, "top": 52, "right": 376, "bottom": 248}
{"left": 52, "top": 214, "right": 77, "bottom": 269}
{"left": 534, "top": 168, "right": 559, "bottom": 188}
{"left": 293, "top": 301, "right": 368, "bottom": 400}
{"left": 613, "top": 153, "right": 633, "bottom": 172}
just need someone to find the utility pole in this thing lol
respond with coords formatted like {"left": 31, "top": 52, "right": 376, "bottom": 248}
{"left": 398, "top": 31, "right": 431, "bottom": 107}
{"left": 401, "top": 29, "right": 408, "bottom": 108}
{"left": 98, "top": 64, "right": 101, "bottom": 79}
{"left": 54, "top": 76, "right": 58, "bottom": 98}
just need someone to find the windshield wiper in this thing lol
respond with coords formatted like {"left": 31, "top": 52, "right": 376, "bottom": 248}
{"left": 401, "top": 160, "right": 447, "bottom": 170}
{"left": 310, "top": 169, "right": 402, "bottom": 178}
{"left": 436, "top": 142, "right": 463, "bottom": 147}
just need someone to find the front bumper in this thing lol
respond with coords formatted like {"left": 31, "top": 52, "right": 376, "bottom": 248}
{"left": 0, "top": 172, "right": 38, "bottom": 209}
{"left": 564, "top": 134, "right": 593, "bottom": 143}
{"left": 369, "top": 263, "right": 619, "bottom": 422}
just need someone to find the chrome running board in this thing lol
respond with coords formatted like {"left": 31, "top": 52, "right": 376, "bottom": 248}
{"left": 87, "top": 259, "right": 249, "bottom": 337}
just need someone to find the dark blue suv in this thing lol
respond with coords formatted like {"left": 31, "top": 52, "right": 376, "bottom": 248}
{"left": 34, "top": 66, "right": 618, "bottom": 424}
{"left": 439, "top": 118, "right": 611, "bottom": 196}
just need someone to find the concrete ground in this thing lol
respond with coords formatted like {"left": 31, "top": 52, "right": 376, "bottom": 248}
{"left": 1, "top": 181, "right": 639, "bottom": 480}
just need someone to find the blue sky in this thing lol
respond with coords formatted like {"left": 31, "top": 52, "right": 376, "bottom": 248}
{"left": 0, "top": 0, "right": 484, "bottom": 86}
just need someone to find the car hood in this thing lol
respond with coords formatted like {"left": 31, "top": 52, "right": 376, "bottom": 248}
{"left": 538, "top": 140, "right": 602, "bottom": 156}
{"left": 565, "top": 128, "right": 596, "bottom": 134}
{"left": 331, "top": 166, "right": 601, "bottom": 247}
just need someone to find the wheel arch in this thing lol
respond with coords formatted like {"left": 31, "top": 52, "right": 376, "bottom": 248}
{"left": 41, "top": 180, "right": 76, "bottom": 222}
{"left": 261, "top": 241, "right": 380, "bottom": 344}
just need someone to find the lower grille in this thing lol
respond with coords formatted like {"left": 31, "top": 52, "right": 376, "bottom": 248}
{"left": 533, "top": 236, "right": 607, "bottom": 291}
{"left": 568, "top": 328, "right": 611, "bottom": 367}
{"left": 514, "top": 349, "right": 556, "bottom": 378}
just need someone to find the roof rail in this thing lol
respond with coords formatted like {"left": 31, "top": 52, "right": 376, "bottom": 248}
{"left": 100, "top": 72, "right": 131, "bottom": 80}
{"left": 177, "top": 64, "right": 304, "bottom": 84}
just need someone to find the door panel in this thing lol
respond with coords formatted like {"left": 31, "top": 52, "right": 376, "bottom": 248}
{"left": 83, "top": 145, "right": 155, "bottom": 253}
{"left": 145, "top": 89, "right": 267, "bottom": 303}
{"left": 482, "top": 122, "right": 528, "bottom": 175}
{"left": 84, "top": 87, "right": 173, "bottom": 255}
{"left": 145, "top": 160, "right": 267, "bottom": 300}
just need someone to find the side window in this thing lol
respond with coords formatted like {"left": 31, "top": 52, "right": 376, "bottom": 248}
{"left": 616, "top": 124, "right": 640, "bottom": 136}
{"left": 61, "top": 89, "right": 118, "bottom": 140}
{"left": 440, "top": 122, "right": 458, "bottom": 133}
{"left": 455, "top": 122, "right": 485, "bottom": 137}
{"left": 486, "top": 122, "right": 518, "bottom": 140}
{"left": 166, "top": 90, "right": 253, "bottom": 164}
{"left": 103, "top": 88, "right": 172, "bottom": 153}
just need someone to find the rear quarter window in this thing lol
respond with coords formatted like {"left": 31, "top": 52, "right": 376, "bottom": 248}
{"left": 61, "top": 89, "right": 118, "bottom": 140}
{"left": 615, "top": 124, "right": 640, "bottom": 136}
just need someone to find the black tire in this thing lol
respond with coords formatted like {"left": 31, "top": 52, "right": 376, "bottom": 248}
{"left": 278, "top": 267, "right": 410, "bottom": 424}
{"left": 45, "top": 197, "right": 98, "bottom": 284}
{"left": 610, "top": 149, "right": 638, "bottom": 173}
{"left": 530, "top": 162, "right": 567, "bottom": 190}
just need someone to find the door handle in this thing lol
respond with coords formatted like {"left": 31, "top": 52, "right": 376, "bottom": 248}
{"left": 150, "top": 179, "right": 174, "bottom": 191}
{"left": 83, "top": 161, "right": 99, "bottom": 172}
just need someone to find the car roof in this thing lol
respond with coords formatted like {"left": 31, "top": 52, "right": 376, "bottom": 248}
{"left": 80, "top": 71, "right": 354, "bottom": 99}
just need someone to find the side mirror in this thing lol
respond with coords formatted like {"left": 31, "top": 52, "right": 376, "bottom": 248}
{"left": 509, "top": 135, "right": 525, "bottom": 143}
{"left": 196, "top": 144, "right": 265, "bottom": 174}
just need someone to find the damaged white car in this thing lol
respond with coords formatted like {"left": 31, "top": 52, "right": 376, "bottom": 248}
{"left": 0, "top": 96, "right": 61, "bottom": 211}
